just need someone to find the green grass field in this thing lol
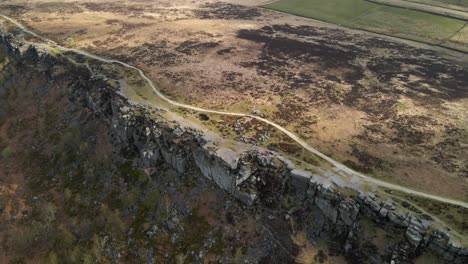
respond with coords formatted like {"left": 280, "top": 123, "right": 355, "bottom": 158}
{"left": 438, "top": 0, "right": 468, "bottom": 6}
{"left": 406, "top": 0, "right": 468, "bottom": 10}
{"left": 264, "top": 0, "right": 467, "bottom": 50}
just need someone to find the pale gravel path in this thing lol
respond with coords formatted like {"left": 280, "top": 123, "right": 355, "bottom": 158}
{"left": 2, "top": 14, "right": 467, "bottom": 209}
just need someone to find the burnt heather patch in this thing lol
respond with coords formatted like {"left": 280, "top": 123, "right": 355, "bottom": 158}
{"left": 236, "top": 24, "right": 468, "bottom": 190}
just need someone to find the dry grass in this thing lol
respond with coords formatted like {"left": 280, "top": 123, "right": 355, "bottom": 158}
{"left": 1, "top": 0, "right": 467, "bottom": 199}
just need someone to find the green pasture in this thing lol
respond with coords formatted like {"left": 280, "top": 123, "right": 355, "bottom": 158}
{"left": 264, "top": 0, "right": 468, "bottom": 51}
{"left": 406, "top": 0, "right": 468, "bottom": 10}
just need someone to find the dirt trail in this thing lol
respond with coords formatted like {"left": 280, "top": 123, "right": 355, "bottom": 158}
{"left": 1, "top": 14, "right": 467, "bottom": 209}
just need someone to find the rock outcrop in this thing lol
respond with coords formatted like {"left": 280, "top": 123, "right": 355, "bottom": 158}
{"left": 1, "top": 34, "right": 466, "bottom": 263}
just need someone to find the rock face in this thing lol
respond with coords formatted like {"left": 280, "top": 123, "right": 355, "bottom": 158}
{"left": 1, "top": 35, "right": 466, "bottom": 263}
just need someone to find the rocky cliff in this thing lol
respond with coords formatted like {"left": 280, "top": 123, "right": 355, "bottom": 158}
{"left": 0, "top": 34, "right": 466, "bottom": 263}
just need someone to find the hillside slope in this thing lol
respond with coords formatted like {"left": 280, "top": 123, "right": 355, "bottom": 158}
{"left": 0, "top": 32, "right": 467, "bottom": 263}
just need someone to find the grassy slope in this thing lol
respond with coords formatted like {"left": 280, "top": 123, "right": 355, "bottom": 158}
{"left": 264, "top": 0, "right": 466, "bottom": 48}
{"left": 265, "top": 0, "right": 376, "bottom": 24}
{"left": 406, "top": 0, "right": 468, "bottom": 10}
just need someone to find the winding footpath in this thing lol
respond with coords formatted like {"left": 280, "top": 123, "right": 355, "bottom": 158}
{"left": 2, "top": 14, "right": 467, "bottom": 209}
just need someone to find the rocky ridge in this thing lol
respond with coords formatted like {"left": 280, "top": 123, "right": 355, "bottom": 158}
{"left": 0, "top": 34, "right": 466, "bottom": 263}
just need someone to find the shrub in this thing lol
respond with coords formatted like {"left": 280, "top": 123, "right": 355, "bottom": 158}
{"left": 1, "top": 147, "right": 13, "bottom": 158}
{"left": 56, "top": 227, "right": 76, "bottom": 250}
{"left": 142, "top": 188, "right": 160, "bottom": 210}
{"left": 46, "top": 251, "right": 59, "bottom": 264}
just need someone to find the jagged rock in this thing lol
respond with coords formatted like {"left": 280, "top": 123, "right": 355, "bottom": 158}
{"left": 191, "top": 146, "right": 258, "bottom": 204}
{"left": 405, "top": 225, "right": 423, "bottom": 248}
{"left": 306, "top": 183, "right": 317, "bottom": 200}
{"left": 289, "top": 169, "right": 312, "bottom": 200}
{"left": 192, "top": 147, "right": 233, "bottom": 191}
{"left": 257, "top": 154, "right": 273, "bottom": 167}
{"left": 214, "top": 147, "right": 239, "bottom": 170}
{"left": 383, "top": 199, "right": 393, "bottom": 209}
{"left": 391, "top": 241, "right": 414, "bottom": 264}
{"left": 306, "top": 206, "right": 335, "bottom": 242}
{"left": 441, "top": 250, "right": 456, "bottom": 262}
{"left": 314, "top": 184, "right": 339, "bottom": 223}
{"left": 24, "top": 45, "right": 39, "bottom": 62}
{"left": 454, "top": 248, "right": 468, "bottom": 264}
{"left": 430, "top": 230, "right": 450, "bottom": 249}
{"left": 387, "top": 209, "right": 407, "bottom": 227}
{"left": 161, "top": 147, "right": 187, "bottom": 174}
{"left": 457, "top": 247, "right": 468, "bottom": 257}
{"left": 364, "top": 193, "right": 381, "bottom": 213}
{"left": 339, "top": 199, "right": 359, "bottom": 226}
{"left": 236, "top": 163, "right": 252, "bottom": 186}
{"left": 258, "top": 133, "right": 269, "bottom": 142}
{"left": 379, "top": 207, "right": 388, "bottom": 218}
{"left": 232, "top": 188, "right": 256, "bottom": 206}
{"left": 315, "top": 197, "right": 338, "bottom": 223}
{"left": 140, "top": 145, "right": 161, "bottom": 167}
{"left": 408, "top": 217, "right": 426, "bottom": 231}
